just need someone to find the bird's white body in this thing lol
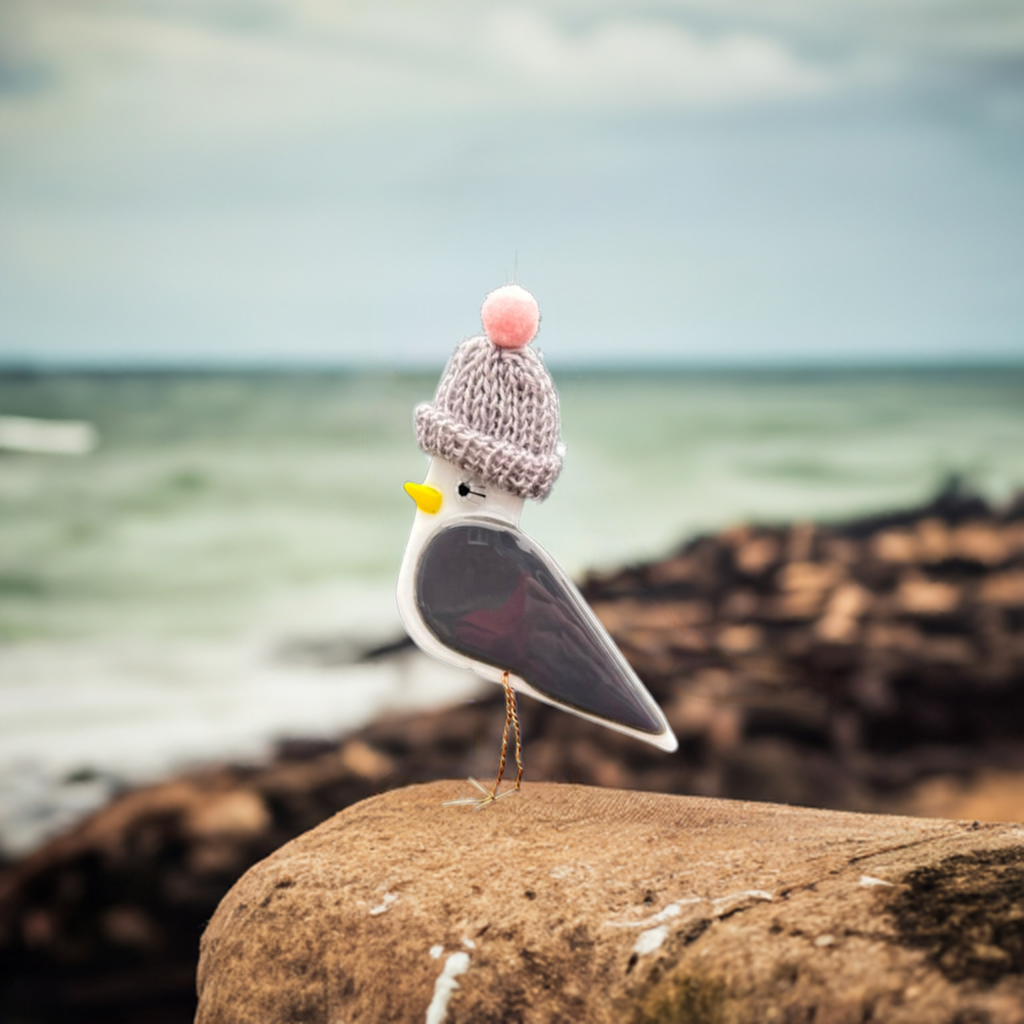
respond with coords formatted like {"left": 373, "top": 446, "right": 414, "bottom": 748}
{"left": 398, "top": 456, "right": 678, "bottom": 752}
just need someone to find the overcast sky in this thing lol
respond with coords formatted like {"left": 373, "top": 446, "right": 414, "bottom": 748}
{"left": 1, "top": 0, "right": 1022, "bottom": 366}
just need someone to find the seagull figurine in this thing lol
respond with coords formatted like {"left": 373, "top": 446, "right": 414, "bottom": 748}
{"left": 397, "top": 283, "right": 677, "bottom": 808}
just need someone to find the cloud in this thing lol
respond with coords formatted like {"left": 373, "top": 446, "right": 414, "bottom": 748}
{"left": 476, "top": 9, "right": 827, "bottom": 106}
{"left": 0, "top": 0, "right": 833, "bottom": 146}
{"left": 9, "top": 0, "right": 1021, "bottom": 159}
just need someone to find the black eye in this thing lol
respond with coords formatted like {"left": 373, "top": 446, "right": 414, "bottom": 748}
{"left": 458, "top": 482, "right": 486, "bottom": 499}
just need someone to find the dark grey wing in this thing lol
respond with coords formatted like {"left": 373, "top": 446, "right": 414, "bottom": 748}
{"left": 415, "top": 519, "right": 666, "bottom": 736}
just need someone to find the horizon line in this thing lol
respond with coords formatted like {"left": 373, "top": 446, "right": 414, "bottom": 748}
{"left": 2, "top": 356, "right": 1024, "bottom": 376}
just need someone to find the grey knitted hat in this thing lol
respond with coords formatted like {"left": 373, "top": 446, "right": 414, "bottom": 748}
{"left": 414, "top": 285, "right": 564, "bottom": 502}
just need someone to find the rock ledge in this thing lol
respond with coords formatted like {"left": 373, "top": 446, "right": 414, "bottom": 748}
{"left": 197, "top": 782, "right": 1024, "bottom": 1023}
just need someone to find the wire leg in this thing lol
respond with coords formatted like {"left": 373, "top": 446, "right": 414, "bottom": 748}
{"left": 442, "top": 671, "right": 524, "bottom": 809}
{"left": 488, "top": 673, "right": 513, "bottom": 799}
{"left": 508, "top": 674, "right": 523, "bottom": 791}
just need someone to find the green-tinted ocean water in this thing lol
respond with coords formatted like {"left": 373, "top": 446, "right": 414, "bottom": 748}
{"left": 1, "top": 368, "right": 1022, "bottom": 852}
{"left": 4, "top": 368, "right": 1023, "bottom": 642}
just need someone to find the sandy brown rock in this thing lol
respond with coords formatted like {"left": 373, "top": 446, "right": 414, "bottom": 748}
{"left": 196, "top": 781, "right": 1024, "bottom": 1024}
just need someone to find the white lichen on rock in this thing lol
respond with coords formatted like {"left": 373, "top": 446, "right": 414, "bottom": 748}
{"left": 425, "top": 951, "right": 470, "bottom": 1024}
{"left": 633, "top": 925, "right": 669, "bottom": 956}
{"left": 369, "top": 892, "right": 397, "bottom": 916}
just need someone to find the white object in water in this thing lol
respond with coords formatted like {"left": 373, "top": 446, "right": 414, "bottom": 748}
{"left": 0, "top": 415, "right": 97, "bottom": 455}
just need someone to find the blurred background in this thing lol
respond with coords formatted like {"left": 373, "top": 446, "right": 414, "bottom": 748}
{"left": 2, "top": 0, "right": 1024, "bottom": 848}
{"left": 0, "top": 3, "right": 1023, "bottom": 1018}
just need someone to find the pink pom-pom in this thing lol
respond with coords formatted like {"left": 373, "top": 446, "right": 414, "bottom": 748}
{"left": 481, "top": 284, "right": 540, "bottom": 349}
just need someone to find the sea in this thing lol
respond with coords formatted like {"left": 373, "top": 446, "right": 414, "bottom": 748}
{"left": 2, "top": 367, "right": 1023, "bottom": 855}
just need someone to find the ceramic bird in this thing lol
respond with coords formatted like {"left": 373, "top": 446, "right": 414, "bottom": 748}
{"left": 397, "top": 284, "right": 677, "bottom": 807}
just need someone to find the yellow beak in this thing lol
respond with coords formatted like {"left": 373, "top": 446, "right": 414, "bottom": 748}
{"left": 404, "top": 481, "right": 442, "bottom": 515}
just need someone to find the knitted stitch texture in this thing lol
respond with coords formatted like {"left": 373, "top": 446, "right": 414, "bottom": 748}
{"left": 415, "top": 335, "right": 564, "bottom": 501}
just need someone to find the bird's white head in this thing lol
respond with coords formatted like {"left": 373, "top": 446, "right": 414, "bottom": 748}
{"left": 404, "top": 456, "right": 524, "bottom": 530}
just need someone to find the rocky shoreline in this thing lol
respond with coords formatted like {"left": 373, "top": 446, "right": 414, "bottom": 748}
{"left": 2, "top": 481, "right": 1023, "bottom": 1023}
